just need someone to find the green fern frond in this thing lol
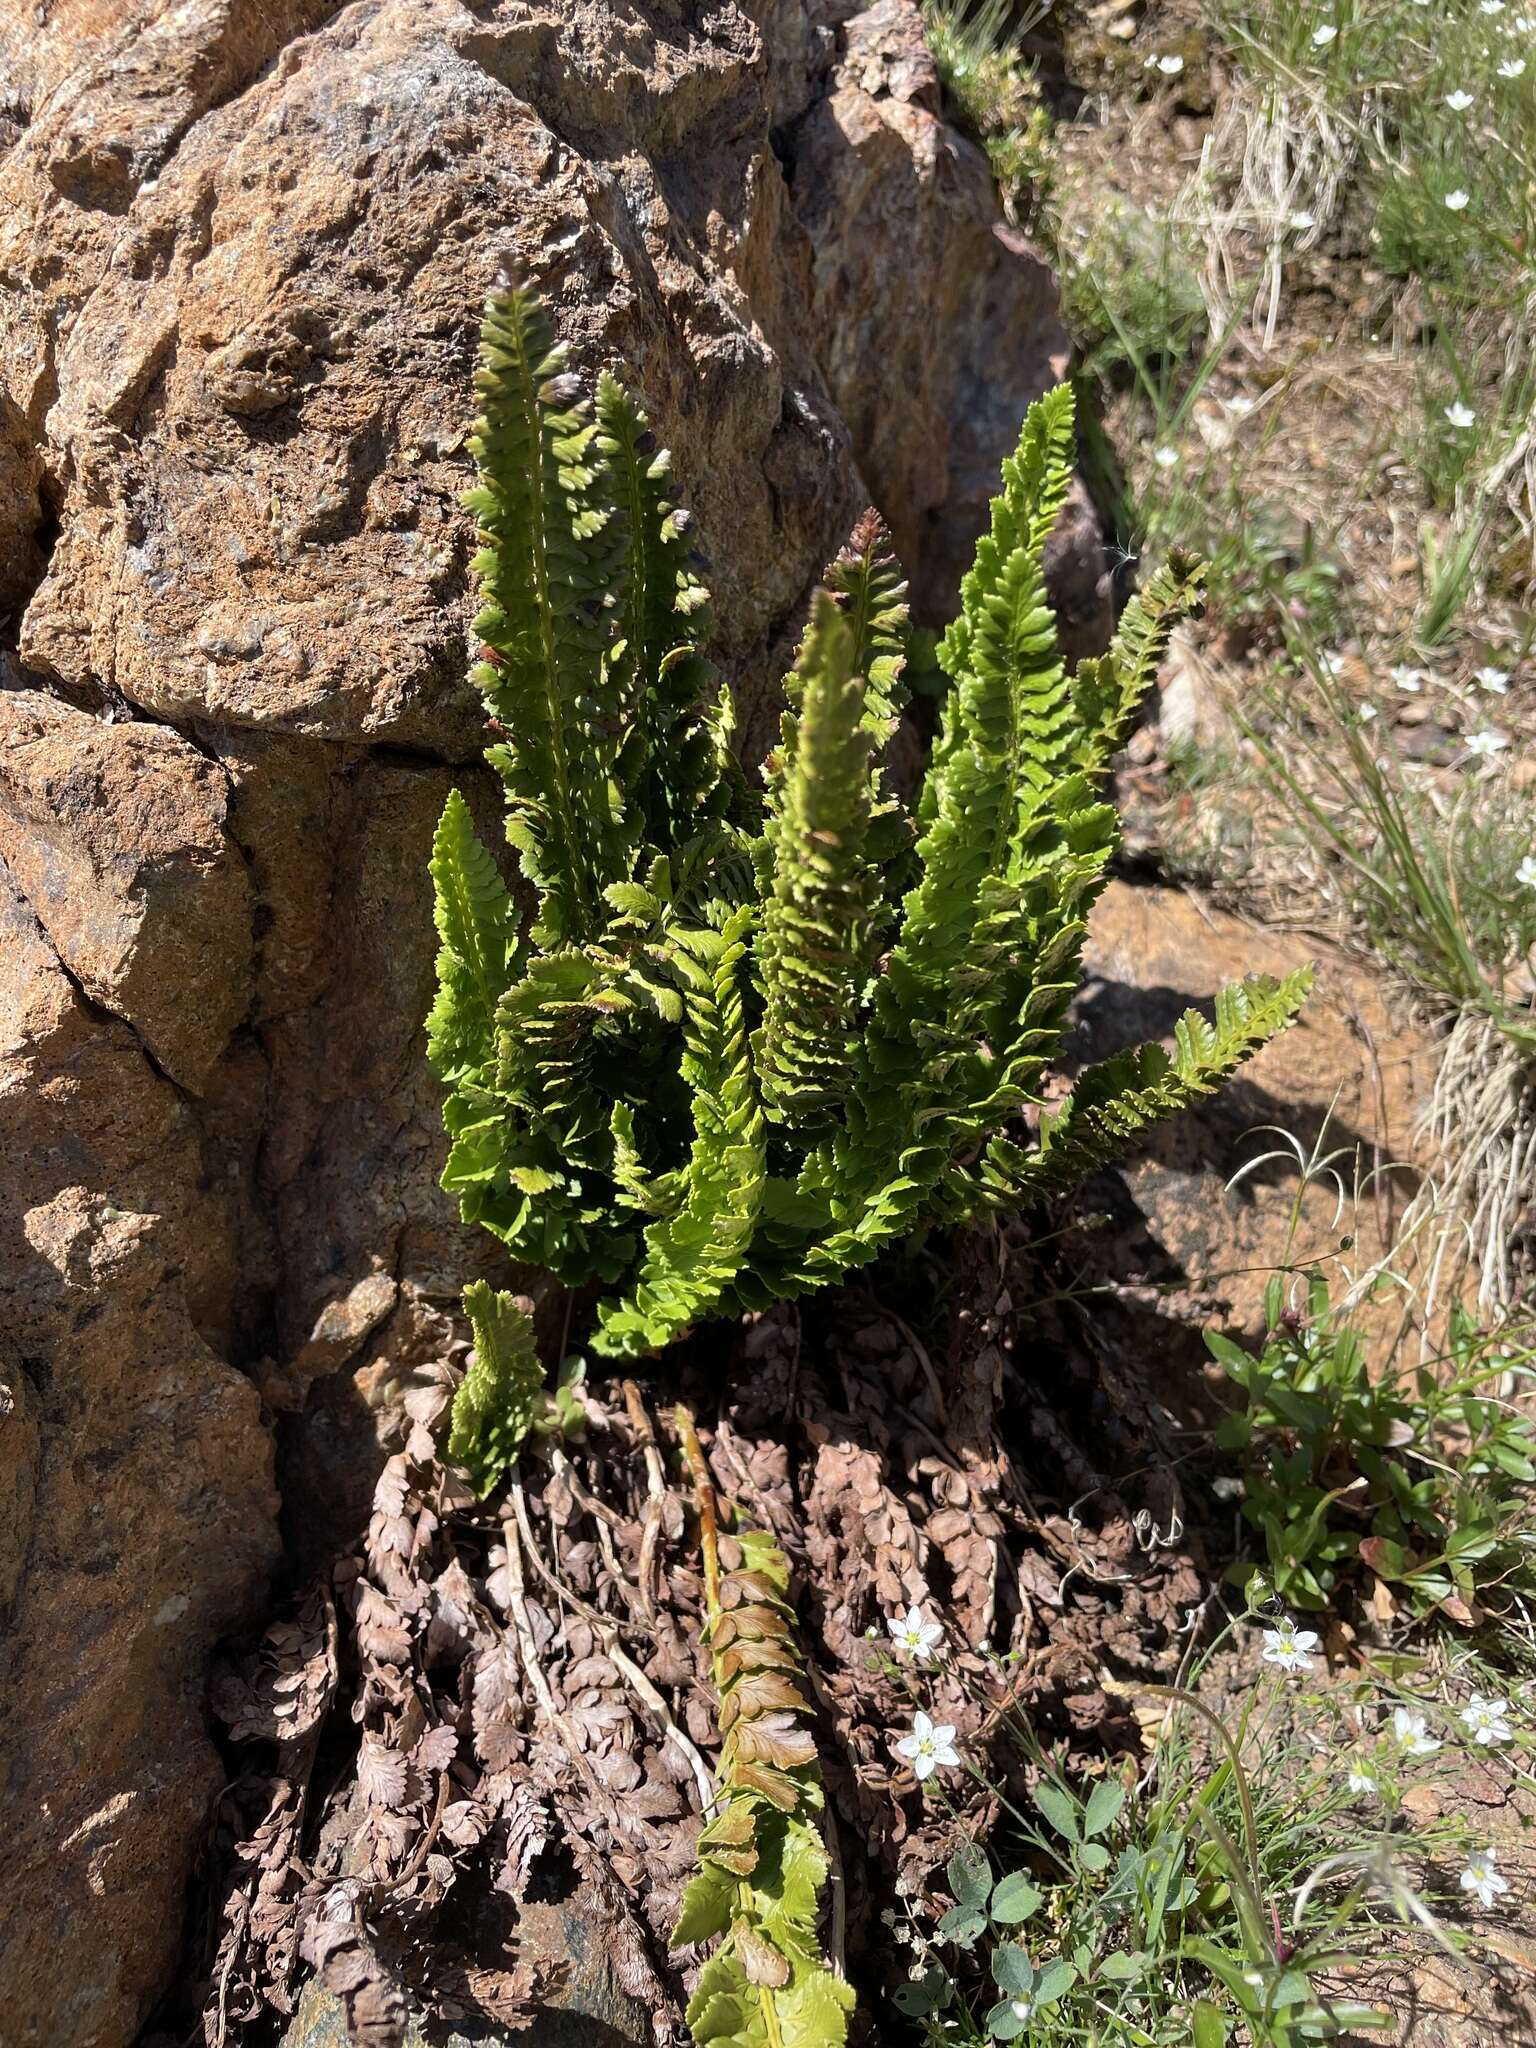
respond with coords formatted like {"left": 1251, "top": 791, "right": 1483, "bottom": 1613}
{"left": 823, "top": 509, "right": 910, "bottom": 734}
{"left": 597, "top": 371, "right": 723, "bottom": 850}
{"left": 467, "top": 279, "right": 620, "bottom": 946}
{"left": 448, "top": 1280, "right": 543, "bottom": 1496}
{"left": 426, "top": 787, "right": 519, "bottom": 1086}
{"left": 756, "top": 593, "right": 876, "bottom": 1128}
{"left": 1070, "top": 547, "right": 1205, "bottom": 774}
{"left": 970, "top": 967, "right": 1315, "bottom": 1208}
{"left": 593, "top": 908, "right": 765, "bottom": 1356}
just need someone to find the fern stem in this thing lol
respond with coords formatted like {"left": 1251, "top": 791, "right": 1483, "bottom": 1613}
{"left": 675, "top": 1401, "right": 722, "bottom": 1622}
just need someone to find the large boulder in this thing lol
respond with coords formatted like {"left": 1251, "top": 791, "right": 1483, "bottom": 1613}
{"left": 0, "top": 1, "right": 1097, "bottom": 2041}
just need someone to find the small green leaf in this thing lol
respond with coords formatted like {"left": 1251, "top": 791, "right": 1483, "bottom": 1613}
{"left": 1098, "top": 1951, "right": 1145, "bottom": 1983}
{"left": 1034, "top": 1960, "right": 1077, "bottom": 2006}
{"left": 1191, "top": 2001, "right": 1230, "bottom": 2048}
{"left": 992, "top": 1944, "right": 1036, "bottom": 1996}
{"left": 1033, "top": 1779, "right": 1080, "bottom": 1842}
{"left": 1077, "top": 1840, "right": 1111, "bottom": 1874}
{"left": 947, "top": 1843, "right": 993, "bottom": 1908}
{"left": 989, "top": 1872, "right": 1043, "bottom": 1924}
{"left": 1083, "top": 1779, "right": 1125, "bottom": 1839}
{"left": 937, "top": 1904, "right": 987, "bottom": 1947}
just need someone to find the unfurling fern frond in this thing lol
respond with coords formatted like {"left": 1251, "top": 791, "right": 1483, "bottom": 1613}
{"left": 430, "top": 279, "right": 1308, "bottom": 1498}
{"left": 672, "top": 1416, "right": 853, "bottom": 2048}
{"left": 448, "top": 1281, "right": 542, "bottom": 1497}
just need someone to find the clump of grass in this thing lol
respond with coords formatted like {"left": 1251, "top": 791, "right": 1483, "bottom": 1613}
{"left": 922, "top": 0, "right": 1056, "bottom": 218}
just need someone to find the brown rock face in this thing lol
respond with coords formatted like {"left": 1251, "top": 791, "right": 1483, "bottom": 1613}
{"left": 0, "top": 1, "right": 1097, "bottom": 2042}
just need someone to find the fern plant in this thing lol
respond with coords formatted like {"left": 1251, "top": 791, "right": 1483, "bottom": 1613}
{"left": 429, "top": 275, "right": 1311, "bottom": 1491}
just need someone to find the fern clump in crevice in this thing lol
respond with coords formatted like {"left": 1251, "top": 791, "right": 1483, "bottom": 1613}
{"left": 427, "top": 273, "right": 1312, "bottom": 1492}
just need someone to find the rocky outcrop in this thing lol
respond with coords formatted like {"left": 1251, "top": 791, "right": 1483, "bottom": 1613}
{"left": 0, "top": 1, "right": 1097, "bottom": 2041}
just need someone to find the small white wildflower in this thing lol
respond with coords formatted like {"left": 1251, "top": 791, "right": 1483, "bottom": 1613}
{"left": 1392, "top": 1706, "right": 1441, "bottom": 1756}
{"left": 1444, "top": 189, "right": 1471, "bottom": 211}
{"left": 1392, "top": 664, "right": 1425, "bottom": 691}
{"left": 1158, "top": 52, "right": 1185, "bottom": 74}
{"left": 1480, "top": 1, "right": 1505, "bottom": 14}
{"left": 1445, "top": 400, "right": 1477, "bottom": 427}
{"left": 1466, "top": 728, "right": 1510, "bottom": 756}
{"left": 1473, "top": 664, "right": 1510, "bottom": 693}
{"left": 1517, "top": 854, "right": 1536, "bottom": 888}
{"left": 1261, "top": 1618, "right": 1320, "bottom": 1673}
{"left": 1154, "top": 445, "right": 1179, "bottom": 469}
{"left": 1461, "top": 1693, "right": 1514, "bottom": 1746}
{"left": 1312, "top": 23, "right": 1338, "bottom": 44}
{"left": 1445, "top": 89, "right": 1476, "bottom": 109}
{"left": 1460, "top": 1846, "right": 1511, "bottom": 1908}
{"left": 895, "top": 1710, "right": 960, "bottom": 1782}
{"left": 1359, "top": 702, "right": 1378, "bottom": 721}
{"left": 1226, "top": 395, "right": 1256, "bottom": 417}
{"left": 1319, "top": 650, "right": 1346, "bottom": 675}
{"left": 1498, "top": 56, "right": 1527, "bottom": 75}
{"left": 1009, "top": 2001, "right": 1035, "bottom": 2023}
{"left": 1290, "top": 208, "right": 1316, "bottom": 230}
{"left": 1514, "top": 15, "right": 1534, "bottom": 30}
{"left": 887, "top": 1603, "right": 944, "bottom": 1661}
{"left": 1347, "top": 1764, "right": 1378, "bottom": 1796}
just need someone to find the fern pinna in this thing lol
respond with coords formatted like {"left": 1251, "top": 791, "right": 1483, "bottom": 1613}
{"left": 428, "top": 275, "right": 1311, "bottom": 1487}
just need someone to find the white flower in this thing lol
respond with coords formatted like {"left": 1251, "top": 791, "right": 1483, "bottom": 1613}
{"left": 887, "top": 1603, "right": 944, "bottom": 1661}
{"left": 1444, "top": 189, "right": 1471, "bottom": 211}
{"left": 1474, "top": 665, "right": 1510, "bottom": 693}
{"left": 1517, "top": 854, "right": 1536, "bottom": 888}
{"left": 1319, "top": 650, "right": 1346, "bottom": 675}
{"left": 1158, "top": 52, "right": 1185, "bottom": 74}
{"left": 1261, "top": 1618, "right": 1320, "bottom": 1673}
{"left": 1290, "top": 208, "right": 1316, "bottom": 230}
{"left": 1481, "top": 1, "right": 1505, "bottom": 14}
{"left": 1460, "top": 1846, "right": 1511, "bottom": 1908}
{"left": 1313, "top": 23, "right": 1338, "bottom": 44}
{"left": 895, "top": 1710, "right": 960, "bottom": 1781}
{"left": 1461, "top": 1693, "right": 1514, "bottom": 1746}
{"left": 1392, "top": 1706, "right": 1441, "bottom": 1756}
{"left": 1359, "top": 702, "right": 1378, "bottom": 721}
{"left": 1466, "top": 728, "right": 1509, "bottom": 756}
{"left": 1347, "top": 1764, "right": 1378, "bottom": 1796}
{"left": 1225, "top": 395, "right": 1256, "bottom": 417}
{"left": 1498, "top": 57, "right": 1527, "bottom": 75}
{"left": 1445, "top": 401, "right": 1477, "bottom": 427}
{"left": 1392, "top": 664, "right": 1425, "bottom": 691}
{"left": 1154, "top": 445, "right": 1179, "bottom": 469}
{"left": 1445, "top": 89, "right": 1476, "bottom": 109}
{"left": 1009, "top": 2001, "right": 1034, "bottom": 2022}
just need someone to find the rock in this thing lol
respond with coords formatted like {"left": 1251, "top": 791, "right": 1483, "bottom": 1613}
{"left": 786, "top": 0, "right": 1112, "bottom": 654}
{"left": 0, "top": 867, "right": 279, "bottom": 2048}
{"left": 0, "top": 691, "right": 254, "bottom": 1092}
{"left": 282, "top": 1897, "right": 653, "bottom": 2048}
{"left": 1074, "top": 881, "right": 1437, "bottom": 1336}
{"left": 0, "top": 1, "right": 1099, "bottom": 2041}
